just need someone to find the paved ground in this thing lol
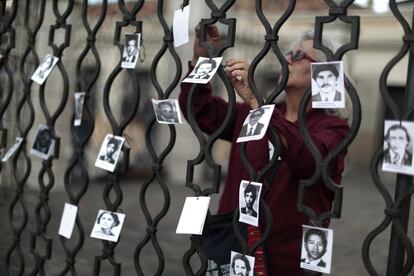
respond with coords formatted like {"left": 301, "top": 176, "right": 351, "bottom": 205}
{"left": 0, "top": 164, "right": 413, "bottom": 276}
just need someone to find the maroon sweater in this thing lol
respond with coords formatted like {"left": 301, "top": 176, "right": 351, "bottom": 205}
{"left": 179, "top": 75, "right": 349, "bottom": 275}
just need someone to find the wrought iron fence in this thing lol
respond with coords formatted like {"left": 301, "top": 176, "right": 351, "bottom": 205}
{"left": 8, "top": 0, "right": 414, "bottom": 275}
{"left": 362, "top": 1, "right": 414, "bottom": 276}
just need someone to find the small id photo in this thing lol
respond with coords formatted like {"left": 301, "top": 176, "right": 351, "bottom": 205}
{"left": 236, "top": 104, "right": 275, "bottom": 143}
{"left": 121, "top": 33, "right": 141, "bottom": 69}
{"left": 30, "top": 124, "right": 54, "bottom": 160}
{"left": 90, "top": 209, "right": 126, "bottom": 243}
{"left": 152, "top": 99, "right": 183, "bottom": 124}
{"left": 311, "top": 61, "right": 345, "bottom": 109}
{"left": 31, "top": 54, "right": 59, "bottom": 85}
{"left": 94, "top": 134, "right": 125, "bottom": 172}
{"left": 182, "top": 57, "right": 223, "bottom": 84}
{"left": 230, "top": 251, "right": 255, "bottom": 276}
{"left": 300, "top": 225, "right": 333, "bottom": 274}
{"left": 239, "top": 180, "right": 262, "bottom": 227}
{"left": 74, "top": 92, "right": 86, "bottom": 126}
{"left": 382, "top": 120, "right": 414, "bottom": 175}
{"left": 2, "top": 137, "right": 23, "bottom": 162}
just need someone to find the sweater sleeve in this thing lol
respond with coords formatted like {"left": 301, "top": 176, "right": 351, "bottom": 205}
{"left": 270, "top": 108, "right": 350, "bottom": 179}
{"left": 179, "top": 63, "right": 238, "bottom": 142}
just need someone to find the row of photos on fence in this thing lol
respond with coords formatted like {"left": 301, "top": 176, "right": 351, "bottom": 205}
{"left": 0, "top": 1, "right": 410, "bottom": 275}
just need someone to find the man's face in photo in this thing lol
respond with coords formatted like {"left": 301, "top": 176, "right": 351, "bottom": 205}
{"left": 305, "top": 233, "right": 325, "bottom": 260}
{"left": 244, "top": 191, "right": 254, "bottom": 209}
{"left": 159, "top": 103, "right": 173, "bottom": 119}
{"left": 195, "top": 63, "right": 212, "bottom": 77}
{"left": 233, "top": 259, "right": 247, "bottom": 276}
{"left": 315, "top": 70, "right": 337, "bottom": 94}
{"left": 389, "top": 128, "right": 409, "bottom": 154}
{"left": 248, "top": 111, "right": 262, "bottom": 126}
{"left": 126, "top": 39, "right": 137, "bottom": 57}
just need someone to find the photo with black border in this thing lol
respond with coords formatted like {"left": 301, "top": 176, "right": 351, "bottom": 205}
{"left": 30, "top": 124, "right": 54, "bottom": 160}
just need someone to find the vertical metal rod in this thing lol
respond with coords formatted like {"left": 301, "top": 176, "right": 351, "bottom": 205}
{"left": 386, "top": 7, "right": 414, "bottom": 276}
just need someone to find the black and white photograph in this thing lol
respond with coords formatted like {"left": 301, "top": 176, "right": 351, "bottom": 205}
{"left": 382, "top": 120, "right": 414, "bottom": 175}
{"left": 74, "top": 92, "right": 86, "bottom": 126}
{"left": 90, "top": 209, "right": 126, "bottom": 243}
{"left": 300, "top": 225, "right": 333, "bottom": 274}
{"left": 182, "top": 57, "right": 222, "bottom": 84}
{"left": 121, "top": 33, "right": 140, "bottom": 69}
{"left": 31, "top": 54, "right": 59, "bottom": 85}
{"left": 311, "top": 61, "right": 345, "bottom": 109}
{"left": 230, "top": 251, "right": 255, "bottom": 276}
{"left": 236, "top": 104, "right": 275, "bottom": 143}
{"left": 239, "top": 180, "right": 262, "bottom": 227}
{"left": 152, "top": 99, "right": 183, "bottom": 124}
{"left": 30, "top": 124, "right": 54, "bottom": 160}
{"left": 94, "top": 134, "right": 125, "bottom": 172}
{"left": 2, "top": 137, "right": 23, "bottom": 162}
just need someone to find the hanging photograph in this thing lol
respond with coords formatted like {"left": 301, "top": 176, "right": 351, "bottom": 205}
{"left": 182, "top": 57, "right": 223, "bottom": 84}
{"left": 90, "top": 209, "right": 126, "bottom": 243}
{"left": 230, "top": 251, "right": 255, "bottom": 276}
{"left": 300, "top": 225, "right": 333, "bottom": 274}
{"left": 121, "top": 33, "right": 141, "bottom": 69}
{"left": 236, "top": 104, "right": 275, "bottom": 143}
{"left": 382, "top": 120, "right": 414, "bottom": 175}
{"left": 31, "top": 54, "right": 59, "bottom": 85}
{"left": 94, "top": 134, "right": 125, "bottom": 172}
{"left": 311, "top": 61, "right": 345, "bottom": 109}
{"left": 152, "top": 99, "right": 183, "bottom": 124}
{"left": 30, "top": 124, "right": 55, "bottom": 160}
{"left": 239, "top": 180, "right": 262, "bottom": 227}
{"left": 2, "top": 137, "right": 23, "bottom": 162}
{"left": 58, "top": 203, "right": 78, "bottom": 239}
{"left": 74, "top": 92, "right": 86, "bottom": 126}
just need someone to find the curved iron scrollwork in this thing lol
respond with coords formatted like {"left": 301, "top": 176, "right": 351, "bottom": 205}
{"left": 362, "top": 1, "right": 414, "bottom": 275}
{"left": 231, "top": 0, "right": 297, "bottom": 259}
{"left": 182, "top": 0, "right": 237, "bottom": 275}
{"left": 29, "top": 1, "right": 74, "bottom": 275}
{"left": 59, "top": 1, "right": 107, "bottom": 276}
{"left": 93, "top": 1, "right": 143, "bottom": 275}
{"left": 0, "top": 0, "right": 17, "bottom": 156}
{"left": 133, "top": 0, "right": 182, "bottom": 275}
{"left": 6, "top": 1, "right": 46, "bottom": 275}
{"left": 296, "top": 0, "right": 361, "bottom": 226}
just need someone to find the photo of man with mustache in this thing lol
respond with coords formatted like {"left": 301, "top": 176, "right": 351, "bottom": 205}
{"left": 312, "top": 63, "right": 342, "bottom": 103}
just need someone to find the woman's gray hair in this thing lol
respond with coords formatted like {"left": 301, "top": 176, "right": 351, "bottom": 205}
{"left": 291, "top": 29, "right": 334, "bottom": 62}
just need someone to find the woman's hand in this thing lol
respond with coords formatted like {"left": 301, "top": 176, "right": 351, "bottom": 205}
{"left": 225, "top": 58, "right": 258, "bottom": 109}
{"left": 192, "top": 24, "right": 220, "bottom": 66}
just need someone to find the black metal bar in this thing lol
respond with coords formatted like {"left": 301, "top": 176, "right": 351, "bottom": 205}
{"left": 386, "top": 7, "right": 414, "bottom": 275}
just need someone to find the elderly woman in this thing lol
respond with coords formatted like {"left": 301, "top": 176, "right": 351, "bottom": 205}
{"left": 179, "top": 26, "right": 349, "bottom": 275}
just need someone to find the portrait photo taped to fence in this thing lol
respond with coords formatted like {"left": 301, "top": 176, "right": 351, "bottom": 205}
{"left": 182, "top": 56, "right": 222, "bottom": 84}
{"left": 300, "top": 226, "right": 333, "bottom": 274}
{"left": 90, "top": 209, "right": 125, "bottom": 243}
{"left": 31, "top": 54, "right": 59, "bottom": 85}
{"left": 94, "top": 134, "right": 125, "bottom": 172}
{"left": 30, "top": 124, "right": 54, "bottom": 160}
{"left": 121, "top": 33, "right": 140, "bottom": 69}
{"left": 152, "top": 99, "right": 182, "bottom": 124}
{"left": 230, "top": 252, "right": 254, "bottom": 276}
{"left": 382, "top": 120, "right": 414, "bottom": 175}
{"left": 239, "top": 180, "right": 262, "bottom": 227}
{"left": 179, "top": 25, "right": 350, "bottom": 275}
{"left": 311, "top": 61, "right": 345, "bottom": 109}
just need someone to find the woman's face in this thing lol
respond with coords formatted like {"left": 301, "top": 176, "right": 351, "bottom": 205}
{"left": 99, "top": 213, "right": 115, "bottom": 229}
